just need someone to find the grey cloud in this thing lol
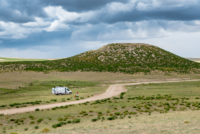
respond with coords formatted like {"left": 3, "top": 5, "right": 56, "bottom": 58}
{"left": 0, "top": 0, "right": 46, "bottom": 23}
{"left": 41, "top": 0, "right": 129, "bottom": 12}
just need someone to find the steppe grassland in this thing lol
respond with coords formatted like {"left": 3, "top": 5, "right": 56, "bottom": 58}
{"left": 0, "top": 71, "right": 200, "bottom": 108}
{"left": 1, "top": 71, "right": 200, "bottom": 89}
{"left": 1, "top": 81, "right": 200, "bottom": 133}
{"left": 0, "top": 57, "right": 50, "bottom": 62}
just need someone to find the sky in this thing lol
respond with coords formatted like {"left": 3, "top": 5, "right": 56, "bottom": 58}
{"left": 0, "top": 0, "right": 200, "bottom": 59}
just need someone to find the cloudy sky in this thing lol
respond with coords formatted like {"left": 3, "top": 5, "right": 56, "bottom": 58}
{"left": 0, "top": 0, "right": 200, "bottom": 58}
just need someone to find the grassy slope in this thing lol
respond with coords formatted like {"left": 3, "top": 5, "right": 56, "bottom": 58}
{"left": 0, "top": 43, "right": 200, "bottom": 74}
{"left": 1, "top": 81, "right": 200, "bottom": 133}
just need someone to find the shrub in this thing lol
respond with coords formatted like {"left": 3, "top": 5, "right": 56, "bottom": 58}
{"left": 73, "top": 119, "right": 81, "bottom": 123}
{"left": 52, "top": 122, "right": 67, "bottom": 128}
{"left": 50, "top": 99, "right": 57, "bottom": 102}
{"left": 52, "top": 108, "right": 56, "bottom": 110}
{"left": 42, "top": 128, "right": 50, "bottom": 133}
{"left": 128, "top": 116, "right": 131, "bottom": 118}
{"left": 29, "top": 115, "right": 35, "bottom": 120}
{"left": 57, "top": 117, "right": 63, "bottom": 121}
{"left": 35, "top": 126, "right": 39, "bottom": 129}
{"left": 35, "top": 108, "right": 40, "bottom": 111}
{"left": 184, "top": 121, "right": 189, "bottom": 123}
{"left": 24, "top": 128, "right": 28, "bottom": 131}
{"left": 67, "top": 120, "right": 72, "bottom": 123}
{"left": 37, "top": 118, "right": 43, "bottom": 123}
{"left": 114, "top": 112, "right": 121, "bottom": 116}
{"left": 107, "top": 116, "right": 115, "bottom": 120}
{"left": 10, "top": 119, "right": 15, "bottom": 121}
{"left": 92, "top": 118, "right": 98, "bottom": 122}
{"left": 30, "top": 121, "right": 35, "bottom": 124}
{"left": 133, "top": 106, "right": 137, "bottom": 108}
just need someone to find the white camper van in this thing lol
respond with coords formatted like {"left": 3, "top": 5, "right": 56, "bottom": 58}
{"left": 52, "top": 86, "right": 72, "bottom": 95}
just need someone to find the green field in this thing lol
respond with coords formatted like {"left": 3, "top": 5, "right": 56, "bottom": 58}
{"left": 0, "top": 80, "right": 107, "bottom": 109}
{"left": 1, "top": 80, "right": 200, "bottom": 134}
{"left": 0, "top": 57, "right": 51, "bottom": 62}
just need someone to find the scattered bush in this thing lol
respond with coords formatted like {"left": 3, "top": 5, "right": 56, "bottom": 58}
{"left": 35, "top": 126, "right": 39, "bottom": 129}
{"left": 35, "top": 108, "right": 40, "bottom": 111}
{"left": 24, "top": 128, "right": 28, "bottom": 131}
{"left": 30, "top": 121, "right": 35, "bottom": 124}
{"left": 73, "top": 118, "right": 81, "bottom": 123}
{"left": 37, "top": 118, "right": 43, "bottom": 123}
{"left": 92, "top": 118, "right": 98, "bottom": 122}
{"left": 184, "top": 121, "right": 189, "bottom": 123}
{"left": 107, "top": 116, "right": 116, "bottom": 120}
{"left": 42, "top": 128, "right": 50, "bottom": 133}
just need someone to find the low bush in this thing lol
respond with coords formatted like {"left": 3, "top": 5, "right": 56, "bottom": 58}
{"left": 52, "top": 122, "right": 67, "bottom": 128}
{"left": 114, "top": 112, "right": 121, "bottom": 116}
{"left": 92, "top": 118, "right": 98, "bottom": 122}
{"left": 67, "top": 120, "right": 71, "bottom": 123}
{"left": 29, "top": 115, "right": 35, "bottom": 120}
{"left": 57, "top": 117, "right": 63, "bottom": 121}
{"left": 73, "top": 118, "right": 81, "bottom": 123}
{"left": 10, "top": 119, "right": 15, "bottom": 121}
{"left": 24, "top": 128, "right": 28, "bottom": 131}
{"left": 35, "top": 126, "right": 39, "bottom": 129}
{"left": 107, "top": 116, "right": 116, "bottom": 120}
{"left": 50, "top": 99, "right": 57, "bottom": 102}
{"left": 30, "top": 121, "right": 35, "bottom": 124}
{"left": 37, "top": 118, "right": 43, "bottom": 123}
{"left": 35, "top": 108, "right": 40, "bottom": 111}
{"left": 42, "top": 128, "right": 50, "bottom": 133}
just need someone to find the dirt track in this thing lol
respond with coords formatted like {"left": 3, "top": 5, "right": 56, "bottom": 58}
{"left": 0, "top": 79, "right": 199, "bottom": 115}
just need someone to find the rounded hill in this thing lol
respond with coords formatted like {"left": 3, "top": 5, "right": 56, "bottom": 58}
{"left": 0, "top": 43, "right": 200, "bottom": 74}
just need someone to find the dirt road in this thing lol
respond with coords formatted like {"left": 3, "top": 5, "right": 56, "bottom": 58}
{"left": 0, "top": 79, "right": 199, "bottom": 115}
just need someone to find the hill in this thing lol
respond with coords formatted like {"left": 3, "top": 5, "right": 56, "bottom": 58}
{"left": 0, "top": 43, "right": 200, "bottom": 74}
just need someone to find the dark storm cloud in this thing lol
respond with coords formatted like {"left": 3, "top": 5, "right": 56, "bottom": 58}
{"left": 0, "top": 0, "right": 46, "bottom": 23}
{"left": 1, "top": 0, "right": 200, "bottom": 23}
{"left": 41, "top": 0, "right": 129, "bottom": 12}
{"left": 96, "top": 5, "right": 200, "bottom": 24}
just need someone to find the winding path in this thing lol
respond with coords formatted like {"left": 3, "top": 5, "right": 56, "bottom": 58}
{"left": 0, "top": 79, "right": 199, "bottom": 115}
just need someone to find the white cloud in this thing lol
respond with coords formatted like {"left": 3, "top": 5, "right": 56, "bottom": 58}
{"left": 45, "top": 20, "right": 69, "bottom": 32}
{"left": 44, "top": 6, "right": 80, "bottom": 22}
{"left": 0, "top": 21, "right": 42, "bottom": 39}
{"left": 23, "top": 17, "right": 50, "bottom": 27}
{"left": 105, "top": 1, "right": 135, "bottom": 13}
